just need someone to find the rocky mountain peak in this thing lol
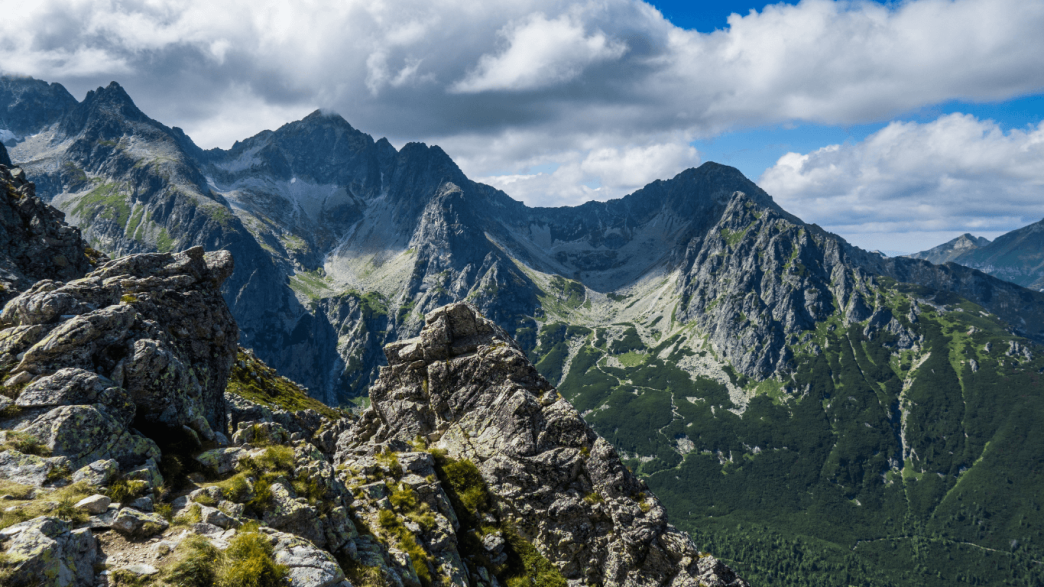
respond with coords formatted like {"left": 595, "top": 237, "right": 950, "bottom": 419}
{"left": 0, "top": 75, "right": 78, "bottom": 138}
{"left": 340, "top": 302, "right": 746, "bottom": 586}
{"left": 953, "top": 233, "right": 990, "bottom": 249}
{"left": 58, "top": 81, "right": 150, "bottom": 139}
{"left": 907, "top": 232, "right": 990, "bottom": 264}
{"left": 0, "top": 142, "right": 10, "bottom": 167}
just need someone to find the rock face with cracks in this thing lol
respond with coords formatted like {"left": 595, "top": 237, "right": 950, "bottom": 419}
{"left": 340, "top": 302, "right": 747, "bottom": 587}
{"left": 0, "top": 162, "right": 99, "bottom": 303}
{"left": 1, "top": 245, "right": 237, "bottom": 446}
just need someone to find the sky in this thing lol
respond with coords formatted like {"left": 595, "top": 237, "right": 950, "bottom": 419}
{"left": 2, "top": 0, "right": 1043, "bottom": 255}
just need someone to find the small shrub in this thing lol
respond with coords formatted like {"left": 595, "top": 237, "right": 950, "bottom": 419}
{"left": 155, "top": 502, "right": 173, "bottom": 522}
{"left": 106, "top": 478, "right": 149, "bottom": 503}
{"left": 238, "top": 446, "right": 295, "bottom": 477}
{"left": 218, "top": 532, "right": 287, "bottom": 587}
{"left": 501, "top": 526, "right": 568, "bottom": 587}
{"left": 583, "top": 492, "right": 604, "bottom": 505}
{"left": 54, "top": 496, "right": 89, "bottom": 524}
{"left": 291, "top": 472, "right": 325, "bottom": 506}
{"left": 405, "top": 504, "right": 436, "bottom": 531}
{"left": 389, "top": 484, "right": 416, "bottom": 511}
{"left": 110, "top": 568, "right": 153, "bottom": 586}
{"left": 0, "top": 382, "right": 27, "bottom": 402}
{"left": 219, "top": 473, "right": 253, "bottom": 502}
{"left": 245, "top": 478, "right": 273, "bottom": 517}
{"left": 441, "top": 459, "right": 489, "bottom": 515}
{"left": 378, "top": 509, "right": 397, "bottom": 529}
{"left": 376, "top": 508, "right": 432, "bottom": 585}
{"left": 409, "top": 436, "right": 428, "bottom": 451}
{"left": 374, "top": 450, "right": 402, "bottom": 477}
{"left": 238, "top": 520, "right": 261, "bottom": 533}
{"left": 44, "top": 462, "right": 71, "bottom": 485}
{"left": 341, "top": 558, "right": 384, "bottom": 587}
{"left": 165, "top": 535, "right": 219, "bottom": 587}
{"left": 143, "top": 520, "right": 165, "bottom": 535}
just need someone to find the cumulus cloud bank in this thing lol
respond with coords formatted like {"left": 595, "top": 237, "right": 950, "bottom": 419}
{"left": 0, "top": 0, "right": 1042, "bottom": 215}
{"left": 759, "top": 114, "right": 1044, "bottom": 253}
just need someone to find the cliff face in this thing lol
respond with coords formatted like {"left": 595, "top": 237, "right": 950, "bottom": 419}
{"left": 0, "top": 162, "right": 100, "bottom": 303}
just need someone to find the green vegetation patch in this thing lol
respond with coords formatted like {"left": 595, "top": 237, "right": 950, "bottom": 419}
{"left": 289, "top": 270, "right": 331, "bottom": 300}
{"left": 205, "top": 205, "right": 236, "bottom": 229}
{"left": 616, "top": 351, "right": 647, "bottom": 367}
{"left": 541, "top": 275, "right": 587, "bottom": 312}
{"left": 227, "top": 350, "right": 343, "bottom": 420}
{"left": 165, "top": 532, "right": 287, "bottom": 587}
{"left": 720, "top": 227, "right": 748, "bottom": 248}
{"left": 156, "top": 228, "right": 175, "bottom": 253}
{"left": 71, "top": 182, "right": 131, "bottom": 228}
{"left": 126, "top": 205, "right": 145, "bottom": 240}
{"left": 0, "top": 481, "right": 95, "bottom": 530}
{"left": 281, "top": 234, "right": 308, "bottom": 253}
{"left": 609, "top": 326, "right": 644, "bottom": 355}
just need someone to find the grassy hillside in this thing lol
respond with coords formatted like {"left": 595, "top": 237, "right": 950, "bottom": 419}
{"left": 526, "top": 277, "right": 1044, "bottom": 586}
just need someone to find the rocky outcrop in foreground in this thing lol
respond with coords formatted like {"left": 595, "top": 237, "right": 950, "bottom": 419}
{"left": 341, "top": 302, "right": 746, "bottom": 587}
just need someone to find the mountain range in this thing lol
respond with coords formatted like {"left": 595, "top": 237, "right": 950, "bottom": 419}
{"left": 4, "top": 74, "right": 1044, "bottom": 586}
{"left": 911, "top": 223, "right": 1044, "bottom": 292}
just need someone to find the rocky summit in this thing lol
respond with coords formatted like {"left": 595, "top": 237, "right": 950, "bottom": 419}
{"left": 340, "top": 303, "right": 744, "bottom": 587}
{"left": 0, "top": 161, "right": 743, "bottom": 586}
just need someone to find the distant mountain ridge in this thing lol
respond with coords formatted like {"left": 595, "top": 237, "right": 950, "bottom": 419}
{"left": 912, "top": 222, "right": 1044, "bottom": 291}
{"left": 908, "top": 233, "right": 992, "bottom": 264}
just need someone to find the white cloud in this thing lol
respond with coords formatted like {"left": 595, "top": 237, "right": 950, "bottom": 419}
{"left": 759, "top": 113, "right": 1044, "bottom": 252}
{"left": 476, "top": 140, "right": 699, "bottom": 207}
{"left": 0, "top": 0, "right": 1043, "bottom": 211}
{"left": 452, "top": 12, "right": 627, "bottom": 93}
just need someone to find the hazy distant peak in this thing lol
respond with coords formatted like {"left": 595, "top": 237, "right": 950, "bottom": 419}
{"left": 908, "top": 232, "right": 990, "bottom": 264}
